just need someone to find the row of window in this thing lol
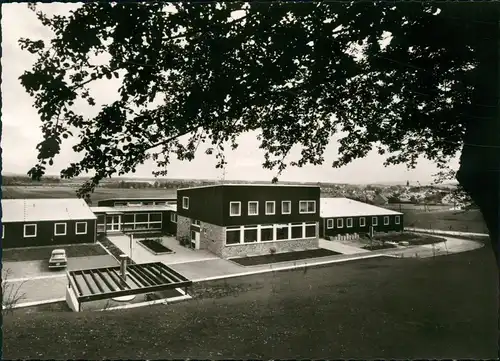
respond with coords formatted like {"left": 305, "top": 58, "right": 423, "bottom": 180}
{"left": 114, "top": 201, "right": 174, "bottom": 207}
{"left": 15, "top": 222, "right": 89, "bottom": 238}
{"left": 229, "top": 200, "right": 316, "bottom": 217}
{"left": 181, "top": 196, "right": 317, "bottom": 216}
{"left": 326, "top": 215, "right": 400, "bottom": 229}
{"left": 225, "top": 222, "right": 317, "bottom": 245}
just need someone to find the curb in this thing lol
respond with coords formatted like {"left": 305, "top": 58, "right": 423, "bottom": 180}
{"left": 191, "top": 253, "right": 389, "bottom": 283}
{"left": 5, "top": 274, "right": 66, "bottom": 283}
{"left": 4, "top": 298, "right": 65, "bottom": 310}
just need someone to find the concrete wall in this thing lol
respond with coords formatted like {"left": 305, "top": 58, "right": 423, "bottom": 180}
{"left": 221, "top": 237, "right": 319, "bottom": 259}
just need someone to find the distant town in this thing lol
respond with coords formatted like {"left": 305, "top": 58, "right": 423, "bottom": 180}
{"left": 2, "top": 174, "right": 469, "bottom": 209}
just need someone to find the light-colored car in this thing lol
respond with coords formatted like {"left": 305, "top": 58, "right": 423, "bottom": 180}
{"left": 48, "top": 249, "right": 67, "bottom": 269}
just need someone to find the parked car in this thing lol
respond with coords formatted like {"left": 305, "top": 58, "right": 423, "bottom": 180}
{"left": 48, "top": 249, "right": 67, "bottom": 269}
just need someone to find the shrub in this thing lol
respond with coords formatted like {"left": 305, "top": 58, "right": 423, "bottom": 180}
{"left": 269, "top": 247, "right": 277, "bottom": 255}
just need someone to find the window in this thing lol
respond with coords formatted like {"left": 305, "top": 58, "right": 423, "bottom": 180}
{"left": 384, "top": 216, "right": 390, "bottom": 225}
{"left": 243, "top": 228, "right": 258, "bottom": 243}
{"left": 226, "top": 228, "right": 241, "bottom": 245}
{"left": 75, "top": 222, "right": 87, "bottom": 235}
{"left": 182, "top": 196, "right": 189, "bottom": 209}
{"left": 372, "top": 216, "right": 378, "bottom": 226}
{"left": 114, "top": 202, "right": 126, "bottom": 206}
{"left": 143, "top": 201, "right": 154, "bottom": 206}
{"left": 265, "top": 201, "right": 276, "bottom": 215}
{"left": 54, "top": 223, "right": 67, "bottom": 236}
{"left": 170, "top": 212, "right": 177, "bottom": 223}
{"left": 248, "top": 201, "right": 259, "bottom": 216}
{"left": 327, "top": 219, "right": 334, "bottom": 229}
{"left": 337, "top": 218, "right": 344, "bottom": 228}
{"left": 192, "top": 219, "right": 201, "bottom": 227}
{"left": 155, "top": 201, "right": 166, "bottom": 206}
{"left": 135, "top": 213, "right": 149, "bottom": 223}
{"left": 229, "top": 202, "right": 241, "bottom": 216}
{"left": 346, "top": 218, "right": 353, "bottom": 228}
{"left": 24, "top": 224, "right": 37, "bottom": 238}
{"left": 395, "top": 216, "right": 401, "bottom": 225}
{"left": 127, "top": 202, "right": 142, "bottom": 207}
{"left": 291, "top": 224, "right": 303, "bottom": 239}
{"left": 150, "top": 213, "right": 162, "bottom": 222}
{"left": 123, "top": 214, "right": 135, "bottom": 223}
{"left": 299, "top": 200, "right": 316, "bottom": 214}
{"left": 281, "top": 201, "right": 291, "bottom": 214}
{"left": 276, "top": 224, "right": 289, "bottom": 240}
{"left": 305, "top": 223, "right": 316, "bottom": 238}
{"left": 2, "top": 225, "right": 4, "bottom": 239}
{"left": 260, "top": 227, "right": 274, "bottom": 242}
{"left": 359, "top": 217, "right": 366, "bottom": 227}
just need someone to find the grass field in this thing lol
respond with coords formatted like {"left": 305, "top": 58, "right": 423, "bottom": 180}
{"left": 403, "top": 209, "right": 488, "bottom": 234}
{"left": 2, "top": 186, "right": 177, "bottom": 202}
{"left": 4, "top": 247, "right": 497, "bottom": 359}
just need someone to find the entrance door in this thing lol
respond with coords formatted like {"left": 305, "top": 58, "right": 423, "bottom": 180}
{"left": 106, "top": 215, "right": 121, "bottom": 232}
{"left": 190, "top": 230, "right": 200, "bottom": 249}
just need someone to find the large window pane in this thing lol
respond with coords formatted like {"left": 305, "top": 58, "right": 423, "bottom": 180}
{"left": 307, "top": 201, "right": 316, "bottom": 213}
{"left": 226, "top": 230, "right": 241, "bottom": 245}
{"left": 150, "top": 213, "right": 162, "bottom": 222}
{"left": 97, "top": 215, "right": 105, "bottom": 225}
{"left": 123, "top": 214, "right": 135, "bottom": 223}
{"left": 260, "top": 228, "right": 274, "bottom": 242}
{"left": 276, "top": 225, "right": 289, "bottom": 240}
{"left": 265, "top": 202, "right": 275, "bottom": 214}
{"left": 282, "top": 201, "right": 291, "bottom": 214}
{"left": 135, "top": 213, "right": 149, "bottom": 223}
{"left": 305, "top": 224, "right": 316, "bottom": 238}
{"left": 291, "top": 225, "right": 303, "bottom": 239}
{"left": 243, "top": 229, "right": 258, "bottom": 243}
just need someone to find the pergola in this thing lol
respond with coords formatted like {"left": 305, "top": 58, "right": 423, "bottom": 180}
{"left": 66, "top": 262, "right": 191, "bottom": 311}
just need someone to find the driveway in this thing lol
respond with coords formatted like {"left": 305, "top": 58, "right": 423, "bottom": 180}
{"left": 3, "top": 255, "right": 119, "bottom": 281}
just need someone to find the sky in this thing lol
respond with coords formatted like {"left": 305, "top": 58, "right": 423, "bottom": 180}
{"left": 1, "top": 3, "right": 460, "bottom": 185}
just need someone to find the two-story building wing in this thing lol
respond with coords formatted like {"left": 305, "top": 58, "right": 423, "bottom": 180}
{"left": 176, "top": 184, "right": 321, "bottom": 258}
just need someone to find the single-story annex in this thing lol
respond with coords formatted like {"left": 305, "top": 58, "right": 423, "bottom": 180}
{"left": 319, "top": 197, "right": 404, "bottom": 240}
{"left": 2, "top": 198, "right": 97, "bottom": 248}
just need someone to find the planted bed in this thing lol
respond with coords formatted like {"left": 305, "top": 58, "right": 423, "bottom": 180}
{"left": 138, "top": 239, "right": 173, "bottom": 254}
{"left": 231, "top": 248, "right": 340, "bottom": 266}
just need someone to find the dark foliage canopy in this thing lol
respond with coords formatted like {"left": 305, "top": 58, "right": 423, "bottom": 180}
{"left": 18, "top": 2, "right": 500, "bottom": 252}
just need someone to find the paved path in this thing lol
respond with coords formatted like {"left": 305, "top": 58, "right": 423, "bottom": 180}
{"left": 107, "top": 235, "right": 219, "bottom": 265}
{"left": 4, "top": 255, "right": 119, "bottom": 281}
{"left": 319, "top": 238, "right": 370, "bottom": 254}
{"left": 405, "top": 227, "right": 489, "bottom": 238}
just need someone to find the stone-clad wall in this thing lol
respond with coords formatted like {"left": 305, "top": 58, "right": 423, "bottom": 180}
{"left": 199, "top": 221, "right": 225, "bottom": 255}
{"left": 176, "top": 214, "right": 191, "bottom": 242}
{"left": 221, "top": 237, "right": 319, "bottom": 259}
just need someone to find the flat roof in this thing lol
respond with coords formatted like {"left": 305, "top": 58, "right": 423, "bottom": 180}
{"left": 320, "top": 197, "right": 403, "bottom": 218}
{"left": 98, "top": 197, "right": 177, "bottom": 203}
{"left": 177, "top": 183, "right": 321, "bottom": 191}
{"left": 67, "top": 262, "right": 192, "bottom": 303}
{"left": 2, "top": 198, "right": 97, "bottom": 223}
{"left": 90, "top": 204, "right": 176, "bottom": 214}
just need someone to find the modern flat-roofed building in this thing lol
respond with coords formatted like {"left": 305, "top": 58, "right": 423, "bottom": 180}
{"left": 176, "top": 184, "right": 321, "bottom": 258}
{"left": 91, "top": 197, "right": 177, "bottom": 236}
{"left": 320, "top": 197, "right": 404, "bottom": 240}
{"left": 2, "top": 198, "right": 97, "bottom": 248}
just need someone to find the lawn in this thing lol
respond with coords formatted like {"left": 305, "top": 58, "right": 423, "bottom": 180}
{"left": 3, "top": 244, "right": 108, "bottom": 262}
{"left": 3, "top": 247, "right": 497, "bottom": 359}
{"left": 404, "top": 209, "right": 488, "bottom": 234}
{"left": 2, "top": 186, "right": 177, "bottom": 202}
{"left": 231, "top": 248, "right": 340, "bottom": 266}
{"left": 374, "top": 232, "right": 447, "bottom": 245}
